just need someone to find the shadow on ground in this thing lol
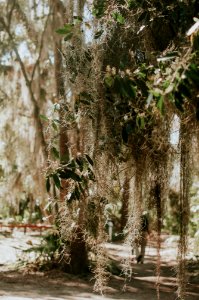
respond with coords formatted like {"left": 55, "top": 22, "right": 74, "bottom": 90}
{"left": 0, "top": 233, "right": 198, "bottom": 300}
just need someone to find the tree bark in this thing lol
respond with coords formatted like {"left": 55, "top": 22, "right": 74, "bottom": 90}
{"left": 50, "top": 0, "right": 70, "bottom": 202}
{"left": 66, "top": 0, "right": 89, "bottom": 274}
{"left": 51, "top": 0, "right": 89, "bottom": 274}
{"left": 120, "top": 172, "right": 130, "bottom": 231}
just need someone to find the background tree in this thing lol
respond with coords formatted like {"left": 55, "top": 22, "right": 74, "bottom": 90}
{"left": 0, "top": 0, "right": 60, "bottom": 219}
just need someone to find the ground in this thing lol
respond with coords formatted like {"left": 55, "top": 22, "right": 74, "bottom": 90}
{"left": 0, "top": 230, "right": 198, "bottom": 300}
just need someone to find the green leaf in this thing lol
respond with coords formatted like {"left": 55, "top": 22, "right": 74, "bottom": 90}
{"left": 140, "top": 117, "right": 145, "bottom": 129}
{"left": 76, "top": 157, "right": 84, "bottom": 172}
{"left": 56, "top": 28, "right": 69, "bottom": 35}
{"left": 58, "top": 169, "right": 82, "bottom": 182}
{"left": 51, "top": 147, "right": 59, "bottom": 159}
{"left": 52, "top": 173, "right": 61, "bottom": 189}
{"left": 157, "top": 96, "right": 164, "bottom": 114}
{"left": 53, "top": 119, "right": 61, "bottom": 124}
{"left": 73, "top": 16, "right": 83, "bottom": 21}
{"left": 126, "top": 123, "right": 134, "bottom": 134}
{"left": 39, "top": 114, "right": 48, "bottom": 121}
{"left": 78, "top": 182, "right": 84, "bottom": 194}
{"left": 93, "top": 1, "right": 106, "bottom": 18}
{"left": 113, "top": 75, "right": 123, "bottom": 94}
{"left": 63, "top": 24, "right": 74, "bottom": 31}
{"left": 52, "top": 121, "right": 58, "bottom": 131}
{"left": 74, "top": 186, "right": 80, "bottom": 200}
{"left": 79, "top": 99, "right": 91, "bottom": 105}
{"left": 85, "top": 154, "right": 94, "bottom": 166}
{"left": 121, "top": 86, "right": 129, "bottom": 98}
{"left": 67, "top": 159, "right": 76, "bottom": 170}
{"left": 56, "top": 24, "right": 73, "bottom": 35}
{"left": 104, "top": 75, "right": 114, "bottom": 88}
{"left": 174, "top": 90, "right": 184, "bottom": 108}
{"left": 64, "top": 33, "right": 73, "bottom": 41}
{"left": 175, "top": 98, "right": 184, "bottom": 112}
{"left": 136, "top": 116, "right": 140, "bottom": 128}
{"left": 165, "top": 51, "right": 179, "bottom": 57}
{"left": 178, "top": 82, "right": 191, "bottom": 98}
{"left": 114, "top": 75, "right": 136, "bottom": 99}
{"left": 79, "top": 91, "right": 93, "bottom": 105}
{"left": 112, "top": 12, "right": 125, "bottom": 24}
{"left": 186, "top": 64, "right": 199, "bottom": 86}
{"left": 117, "top": 14, "right": 125, "bottom": 25}
{"left": 68, "top": 186, "right": 81, "bottom": 202}
{"left": 127, "top": 0, "right": 137, "bottom": 9}
{"left": 46, "top": 176, "right": 50, "bottom": 192}
{"left": 80, "top": 175, "right": 88, "bottom": 189}
{"left": 136, "top": 79, "right": 148, "bottom": 97}
{"left": 88, "top": 168, "right": 95, "bottom": 181}
{"left": 122, "top": 78, "right": 136, "bottom": 98}
{"left": 122, "top": 126, "right": 128, "bottom": 143}
{"left": 94, "top": 30, "right": 104, "bottom": 39}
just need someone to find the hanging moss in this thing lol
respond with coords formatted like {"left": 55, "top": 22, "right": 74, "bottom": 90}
{"left": 177, "top": 122, "right": 191, "bottom": 299}
{"left": 52, "top": 0, "right": 199, "bottom": 296}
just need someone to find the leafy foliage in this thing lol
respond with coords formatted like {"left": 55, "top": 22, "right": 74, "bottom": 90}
{"left": 23, "top": 229, "right": 64, "bottom": 268}
{"left": 46, "top": 154, "right": 95, "bottom": 203}
{"left": 93, "top": 0, "right": 106, "bottom": 18}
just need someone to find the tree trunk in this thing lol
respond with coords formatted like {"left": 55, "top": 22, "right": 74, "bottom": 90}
{"left": 120, "top": 172, "right": 130, "bottom": 231}
{"left": 52, "top": 0, "right": 89, "bottom": 274}
{"left": 67, "top": 0, "right": 89, "bottom": 274}
{"left": 69, "top": 226, "right": 89, "bottom": 274}
{"left": 51, "top": 0, "right": 69, "bottom": 202}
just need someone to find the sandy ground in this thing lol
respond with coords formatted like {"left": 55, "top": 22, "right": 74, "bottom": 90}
{"left": 0, "top": 231, "right": 198, "bottom": 300}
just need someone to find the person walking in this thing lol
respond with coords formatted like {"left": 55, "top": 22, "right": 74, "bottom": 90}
{"left": 134, "top": 211, "right": 150, "bottom": 264}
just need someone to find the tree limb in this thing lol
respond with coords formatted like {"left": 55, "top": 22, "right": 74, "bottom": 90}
{"left": 7, "top": 0, "right": 16, "bottom": 29}
{"left": 14, "top": 0, "right": 38, "bottom": 45}
{"left": 30, "top": 10, "right": 51, "bottom": 82}
{"left": 0, "top": 16, "right": 48, "bottom": 160}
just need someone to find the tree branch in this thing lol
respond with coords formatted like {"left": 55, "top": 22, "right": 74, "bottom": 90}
{"left": 7, "top": 0, "right": 16, "bottom": 29}
{"left": 0, "top": 87, "right": 12, "bottom": 102}
{"left": 14, "top": 0, "right": 38, "bottom": 45}
{"left": 0, "top": 16, "right": 48, "bottom": 160}
{"left": 31, "top": 11, "right": 51, "bottom": 82}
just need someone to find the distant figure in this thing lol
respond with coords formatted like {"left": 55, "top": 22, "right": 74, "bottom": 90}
{"left": 134, "top": 211, "right": 150, "bottom": 264}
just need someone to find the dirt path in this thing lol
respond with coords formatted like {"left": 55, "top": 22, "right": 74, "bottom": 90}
{"left": 0, "top": 232, "right": 198, "bottom": 300}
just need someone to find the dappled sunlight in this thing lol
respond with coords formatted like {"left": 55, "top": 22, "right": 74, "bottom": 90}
{"left": 0, "top": 231, "right": 198, "bottom": 299}
{"left": 0, "top": 231, "right": 42, "bottom": 268}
